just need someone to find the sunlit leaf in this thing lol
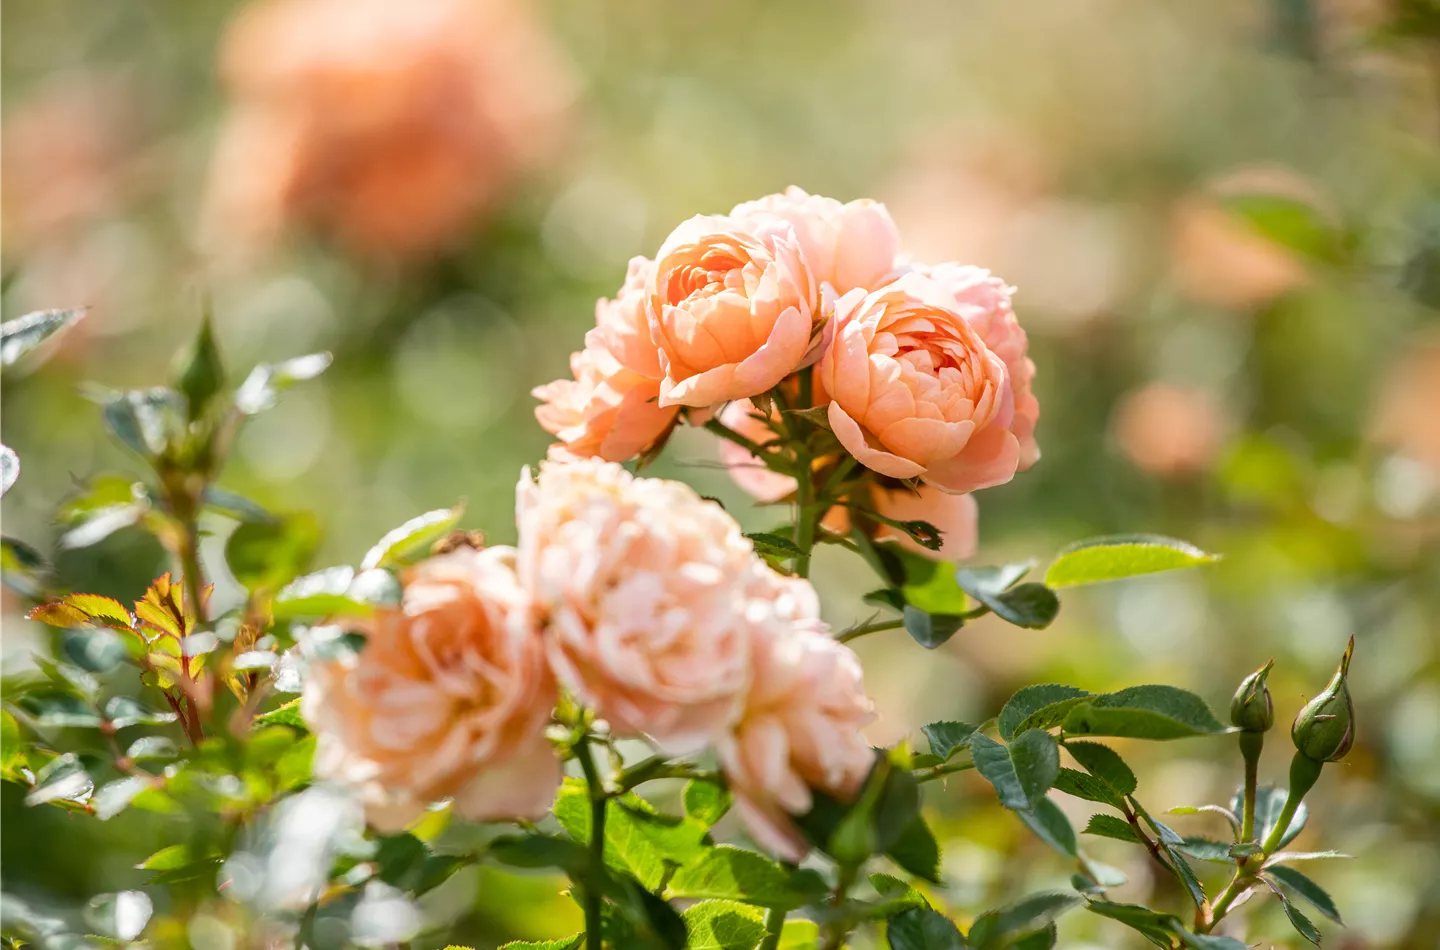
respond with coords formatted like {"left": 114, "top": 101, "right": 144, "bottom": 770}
{"left": 680, "top": 900, "right": 766, "bottom": 950}
{"left": 236, "top": 352, "right": 333, "bottom": 415}
{"left": 922, "top": 720, "right": 978, "bottom": 762}
{"left": 25, "top": 753, "right": 93, "bottom": 805}
{"left": 683, "top": 779, "right": 732, "bottom": 827}
{"left": 83, "top": 890, "right": 152, "bottom": 942}
{"left": 665, "top": 845, "right": 827, "bottom": 910}
{"left": 1, "top": 308, "right": 85, "bottom": 366}
{"left": 1062, "top": 686, "right": 1228, "bottom": 740}
{"left": 1045, "top": 535, "right": 1221, "bottom": 588}
{"left": 363, "top": 504, "right": 466, "bottom": 570}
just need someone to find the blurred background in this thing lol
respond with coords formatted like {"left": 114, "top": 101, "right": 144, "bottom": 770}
{"left": 2, "top": 0, "right": 1438, "bottom": 947}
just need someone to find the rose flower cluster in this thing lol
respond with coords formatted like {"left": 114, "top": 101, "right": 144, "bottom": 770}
{"left": 534, "top": 186, "right": 1040, "bottom": 560}
{"left": 304, "top": 459, "right": 875, "bottom": 861}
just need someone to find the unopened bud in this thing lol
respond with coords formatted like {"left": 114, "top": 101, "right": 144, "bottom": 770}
{"left": 1230, "top": 658, "right": 1275, "bottom": 732}
{"left": 1291, "top": 636, "right": 1355, "bottom": 762}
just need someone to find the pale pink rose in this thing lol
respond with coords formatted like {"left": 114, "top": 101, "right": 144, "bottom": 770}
{"left": 910, "top": 263, "right": 1040, "bottom": 470}
{"left": 596, "top": 256, "right": 664, "bottom": 379}
{"left": 303, "top": 547, "right": 560, "bottom": 830}
{"left": 648, "top": 214, "right": 819, "bottom": 408}
{"left": 516, "top": 460, "right": 757, "bottom": 753}
{"left": 730, "top": 187, "right": 901, "bottom": 295}
{"left": 871, "top": 484, "right": 979, "bottom": 561}
{"left": 532, "top": 331, "right": 678, "bottom": 463}
{"left": 817, "top": 273, "right": 1021, "bottom": 494}
{"left": 719, "top": 603, "right": 876, "bottom": 862}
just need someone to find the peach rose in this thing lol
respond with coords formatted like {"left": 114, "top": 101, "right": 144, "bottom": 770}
{"left": 730, "top": 187, "right": 901, "bottom": 295}
{"left": 1112, "top": 383, "right": 1224, "bottom": 476}
{"left": 817, "top": 273, "right": 1020, "bottom": 494}
{"left": 912, "top": 262, "right": 1039, "bottom": 470}
{"left": 596, "top": 256, "right": 664, "bottom": 379}
{"left": 516, "top": 460, "right": 757, "bottom": 753}
{"left": 303, "top": 547, "right": 559, "bottom": 830}
{"left": 532, "top": 332, "right": 678, "bottom": 463}
{"left": 648, "top": 214, "right": 818, "bottom": 408}
{"left": 716, "top": 399, "right": 793, "bottom": 503}
{"left": 719, "top": 595, "right": 876, "bottom": 862}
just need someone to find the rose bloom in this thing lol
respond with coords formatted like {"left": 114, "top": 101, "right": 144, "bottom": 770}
{"left": 818, "top": 272, "right": 1021, "bottom": 494}
{"left": 1111, "top": 383, "right": 1224, "bottom": 476}
{"left": 729, "top": 187, "right": 901, "bottom": 295}
{"left": 532, "top": 333, "right": 677, "bottom": 463}
{"left": 303, "top": 547, "right": 560, "bottom": 830}
{"left": 715, "top": 400, "right": 978, "bottom": 560}
{"left": 648, "top": 213, "right": 819, "bottom": 408}
{"left": 596, "top": 256, "right": 665, "bottom": 379}
{"left": 719, "top": 579, "right": 876, "bottom": 861}
{"left": 204, "top": 0, "right": 573, "bottom": 259}
{"left": 910, "top": 263, "right": 1040, "bottom": 470}
{"left": 516, "top": 459, "right": 758, "bottom": 753}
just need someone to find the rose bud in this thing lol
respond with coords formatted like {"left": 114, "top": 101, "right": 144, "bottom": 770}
{"left": 1230, "top": 658, "right": 1275, "bottom": 733}
{"left": 1291, "top": 636, "right": 1355, "bottom": 763}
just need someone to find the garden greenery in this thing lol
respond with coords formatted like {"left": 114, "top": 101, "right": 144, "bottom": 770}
{"left": 1, "top": 190, "right": 1357, "bottom": 950}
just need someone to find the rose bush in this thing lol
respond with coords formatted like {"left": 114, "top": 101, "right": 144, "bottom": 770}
{"left": 3, "top": 188, "right": 1358, "bottom": 950}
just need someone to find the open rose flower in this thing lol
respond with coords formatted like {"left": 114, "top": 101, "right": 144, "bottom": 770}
{"left": 818, "top": 272, "right": 1021, "bottom": 494}
{"left": 912, "top": 262, "right": 1039, "bottom": 469}
{"left": 648, "top": 214, "right": 818, "bottom": 408}
{"left": 303, "top": 547, "right": 559, "bottom": 830}
{"left": 730, "top": 187, "right": 901, "bottom": 295}
{"left": 532, "top": 333, "right": 677, "bottom": 463}
{"left": 516, "top": 459, "right": 757, "bottom": 753}
{"left": 719, "top": 580, "right": 876, "bottom": 861}
{"left": 596, "top": 256, "right": 665, "bottom": 379}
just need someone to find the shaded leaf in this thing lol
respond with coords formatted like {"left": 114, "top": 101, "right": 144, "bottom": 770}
{"left": 1262, "top": 876, "right": 1321, "bottom": 946}
{"left": 1052, "top": 768, "right": 1124, "bottom": 808}
{"left": 1132, "top": 799, "right": 1206, "bottom": 909}
{"left": 887, "top": 813, "right": 942, "bottom": 883}
{"left": 363, "top": 505, "right": 466, "bottom": 570}
{"left": 1236, "top": 785, "right": 1308, "bottom": 851}
{"left": 1045, "top": 535, "right": 1220, "bottom": 588}
{"left": 1062, "top": 686, "right": 1228, "bottom": 740}
{"left": 998, "top": 685, "right": 1091, "bottom": 740}
{"left": 887, "top": 907, "right": 967, "bottom": 950}
{"left": 1266, "top": 865, "right": 1342, "bottom": 923}
{"left": 922, "top": 720, "right": 979, "bottom": 762}
{"left": 103, "top": 696, "right": 177, "bottom": 728}
{"left": 101, "top": 388, "right": 186, "bottom": 458}
{"left": 227, "top": 512, "right": 321, "bottom": 592}
{"left": 903, "top": 605, "right": 965, "bottom": 649}
{"left": 972, "top": 732, "right": 1059, "bottom": 810}
{"left": 18, "top": 692, "right": 102, "bottom": 729}
{"left": 1176, "top": 838, "right": 1235, "bottom": 864}
{"left": 1063, "top": 741, "right": 1137, "bottom": 797}
{"left": 1015, "top": 797, "right": 1077, "bottom": 858}
{"left": 175, "top": 315, "right": 226, "bottom": 420}
{"left": 746, "top": 532, "right": 803, "bottom": 559}
{"left": 968, "top": 892, "right": 1082, "bottom": 950}
{"left": 1083, "top": 814, "right": 1141, "bottom": 843}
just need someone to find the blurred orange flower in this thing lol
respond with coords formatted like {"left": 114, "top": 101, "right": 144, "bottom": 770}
{"left": 1371, "top": 334, "right": 1440, "bottom": 475}
{"left": 1112, "top": 383, "right": 1226, "bottom": 476}
{"left": 203, "top": 0, "right": 575, "bottom": 260}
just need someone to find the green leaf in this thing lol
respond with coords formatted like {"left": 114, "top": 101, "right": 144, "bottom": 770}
{"left": 1219, "top": 193, "right": 1342, "bottom": 264}
{"left": 1083, "top": 901, "right": 1182, "bottom": 944}
{"left": 683, "top": 779, "right": 732, "bottom": 827}
{"left": 1063, "top": 741, "right": 1137, "bottom": 797}
{"left": 886, "top": 907, "right": 967, "bottom": 950}
{"left": 1061, "top": 686, "right": 1228, "bottom": 740}
{"left": 901, "top": 554, "right": 971, "bottom": 614}
{"left": 1176, "top": 838, "right": 1235, "bottom": 863}
{"left": 103, "top": 696, "right": 178, "bottom": 728}
{"left": 953, "top": 562, "right": 1032, "bottom": 598}
{"left": 1265, "top": 850, "right": 1350, "bottom": 864}
{"left": 1082, "top": 814, "right": 1141, "bottom": 843}
{"left": 0, "top": 444, "right": 17, "bottom": 498}
{"left": 363, "top": 505, "right": 466, "bottom": 570}
{"left": 870, "top": 872, "right": 931, "bottom": 914}
{"left": 1179, "top": 933, "right": 1251, "bottom": 950}
{"left": 1045, "top": 535, "right": 1220, "bottom": 588}
{"left": 101, "top": 388, "right": 186, "bottom": 458}
{"left": 1262, "top": 877, "right": 1321, "bottom": 946}
{"left": 745, "top": 532, "right": 803, "bottom": 559}
{"left": 1, "top": 710, "right": 21, "bottom": 775}
{"left": 968, "top": 892, "right": 1082, "bottom": 950}
{"left": 827, "top": 755, "right": 919, "bottom": 864}
{"left": 254, "top": 699, "right": 306, "bottom": 730}
{"left": 61, "top": 629, "right": 131, "bottom": 673}
{"left": 496, "top": 938, "right": 583, "bottom": 950}
{"left": 1131, "top": 799, "right": 1206, "bottom": 909}
{"left": 1236, "top": 785, "right": 1307, "bottom": 850}
{"left": 998, "top": 685, "right": 1091, "bottom": 740}
{"left": 488, "top": 833, "right": 590, "bottom": 871}
{"left": 778, "top": 919, "right": 819, "bottom": 950}
{"left": 203, "top": 486, "right": 274, "bottom": 523}
{"left": 922, "top": 721, "right": 978, "bottom": 762}
{"left": 887, "top": 814, "right": 942, "bottom": 883}
{"left": 235, "top": 352, "right": 333, "bottom": 415}
{"left": 1266, "top": 865, "right": 1342, "bottom": 923}
{"left": 665, "top": 846, "right": 827, "bottom": 910}
{"left": 175, "top": 315, "right": 226, "bottom": 421}
{"left": 680, "top": 900, "right": 766, "bottom": 949}
{"left": 1009, "top": 927, "right": 1056, "bottom": 950}
{"left": 273, "top": 566, "right": 373, "bottom": 620}
{"left": 25, "top": 752, "right": 93, "bottom": 805}
{"left": 553, "top": 781, "right": 710, "bottom": 891}
{"left": 1015, "top": 797, "right": 1077, "bottom": 858}
{"left": 94, "top": 776, "right": 150, "bottom": 820}
{"left": 138, "top": 843, "right": 192, "bottom": 871}
{"left": 18, "top": 692, "right": 102, "bottom": 728}
{"left": 227, "top": 512, "right": 321, "bottom": 592}
{"left": 955, "top": 566, "right": 1058, "bottom": 629}
{"left": 971, "top": 732, "right": 1059, "bottom": 810}
{"left": 1, "top": 308, "right": 85, "bottom": 365}
{"left": 1051, "top": 768, "right": 1124, "bottom": 808}
{"left": 903, "top": 606, "right": 965, "bottom": 649}
{"left": 126, "top": 736, "right": 179, "bottom": 761}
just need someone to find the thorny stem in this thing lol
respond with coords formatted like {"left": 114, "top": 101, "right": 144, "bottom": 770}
{"left": 820, "top": 863, "right": 859, "bottom": 950}
{"left": 916, "top": 760, "right": 976, "bottom": 783}
{"left": 793, "top": 450, "right": 817, "bottom": 579}
{"left": 1119, "top": 798, "right": 1174, "bottom": 877}
{"left": 575, "top": 735, "right": 608, "bottom": 949}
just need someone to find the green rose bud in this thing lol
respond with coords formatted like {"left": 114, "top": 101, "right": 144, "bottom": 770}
{"left": 1230, "top": 658, "right": 1275, "bottom": 733}
{"left": 1291, "top": 636, "right": 1355, "bottom": 763}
